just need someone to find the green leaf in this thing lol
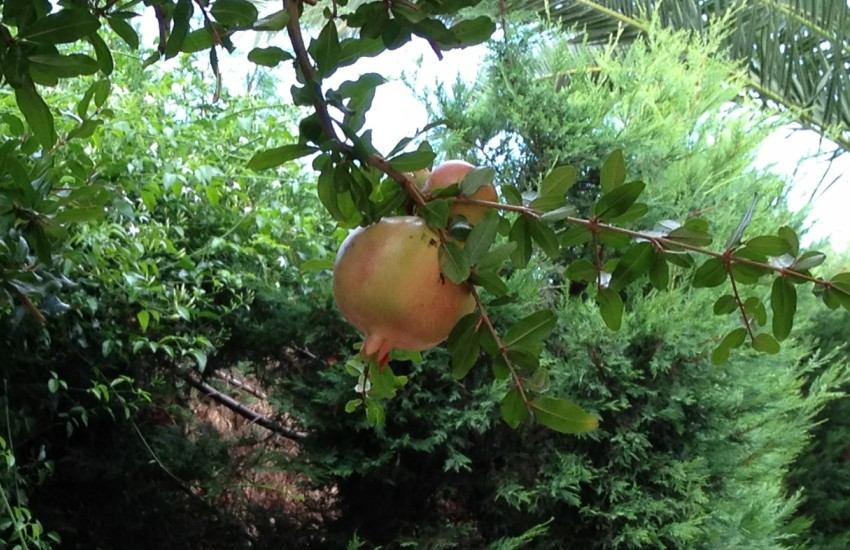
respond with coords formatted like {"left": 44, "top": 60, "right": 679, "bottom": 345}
{"left": 181, "top": 28, "right": 214, "bottom": 53}
{"left": 600, "top": 149, "right": 625, "bottom": 193}
{"left": 365, "top": 399, "right": 385, "bottom": 427}
{"left": 509, "top": 216, "right": 532, "bottom": 268}
{"left": 439, "top": 241, "right": 470, "bottom": 283}
{"left": 465, "top": 210, "right": 499, "bottom": 264}
{"left": 666, "top": 224, "right": 712, "bottom": 248}
{"left": 500, "top": 389, "right": 529, "bottom": 429}
{"left": 477, "top": 242, "right": 516, "bottom": 271}
{"left": 566, "top": 259, "right": 596, "bottom": 282}
{"left": 28, "top": 53, "right": 99, "bottom": 78}
{"left": 744, "top": 296, "right": 767, "bottom": 326}
{"left": 503, "top": 310, "right": 557, "bottom": 351}
{"left": 528, "top": 219, "right": 560, "bottom": 260}
{"left": 770, "top": 278, "right": 796, "bottom": 341}
{"left": 311, "top": 20, "right": 341, "bottom": 77}
{"left": 746, "top": 235, "right": 791, "bottom": 257}
{"left": 248, "top": 46, "right": 293, "bottom": 67}
{"left": 561, "top": 225, "right": 591, "bottom": 246}
{"left": 610, "top": 242, "right": 653, "bottom": 291}
{"left": 254, "top": 9, "right": 289, "bottom": 31}
{"left": 15, "top": 83, "right": 56, "bottom": 149}
{"left": 247, "top": 144, "right": 316, "bottom": 170}
{"left": 389, "top": 150, "right": 435, "bottom": 172}
{"left": 87, "top": 33, "right": 114, "bottom": 75}
{"left": 165, "top": 0, "right": 193, "bottom": 58}
{"left": 649, "top": 252, "right": 668, "bottom": 290}
{"left": 778, "top": 226, "right": 799, "bottom": 256}
{"left": 593, "top": 181, "right": 645, "bottom": 220}
{"left": 470, "top": 270, "right": 508, "bottom": 296}
{"left": 344, "top": 399, "right": 362, "bottom": 413}
{"left": 692, "top": 258, "right": 726, "bottom": 288}
{"left": 22, "top": 9, "right": 100, "bottom": 43}
{"left": 211, "top": 0, "right": 258, "bottom": 27}
{"left": 532, "top": 165, "right": 577, "bottom": 211}
{"left": 300, "top": 258, "right": 334, "bottom": 273}
{"left": 711, "top": 327, "right": 747, "bottom": 365}
{"left": 725, "top": 195, "right": 757, "bottom": 250}
{"left": 449, "top": 16, "right": 495, "bottom": 46}
{"left": 419, "top": 199, "right": 450, "bottom": 229}
{"left": 596, "top": 287, "right": 623, "bottom": 331}
{"left": 107, "top": 16, "right": 140, "bottom": 50}
{"left": 713, "top": 295, "right": 737, "bottom": 315}
{"left": 369, "top": 364, "right": 398, "bottom": 399}
{"left": 460, "top": 167, "right": 495, "bottom": 196}
{"left": 531, "top": 396, "right": 598, "bottom": 434}
{"left": 137, "top": 310, "right": 150, "bottom": 332}
{"left": 753, "top": 333, "right": 780, "bottom": 354}
{"left": 450, "top": 325, "right": 480, "bottom": 380}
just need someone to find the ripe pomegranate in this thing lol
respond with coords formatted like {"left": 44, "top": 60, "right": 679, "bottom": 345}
{"left": 333, "top": 216, "right": 475, "bottom": 365}
{"left": 424, "top": 160, "right": 498, "bottom": 224}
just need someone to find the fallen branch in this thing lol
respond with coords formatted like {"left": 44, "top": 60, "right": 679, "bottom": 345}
{"left": 184, "top": 374, "right": 306, "bottom": 441}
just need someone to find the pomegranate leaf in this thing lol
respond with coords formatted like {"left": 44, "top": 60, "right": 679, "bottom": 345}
{"left": 439, "top": 241, "right": 470, "bottom": 283}
{"left": 531, "top": 396, "right": 598, "bottom": 434}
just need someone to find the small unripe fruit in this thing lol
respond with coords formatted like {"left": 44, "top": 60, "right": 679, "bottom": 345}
{"left": 424, "top": 160, "right": 498, "bottom": 224}
{"left": 333, "top": 216, "right": 475, "bottom": 364}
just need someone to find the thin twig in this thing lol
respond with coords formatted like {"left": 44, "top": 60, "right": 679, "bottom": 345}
{"left": 184, "top": 374, "right": 306, "bottom": 441}
{"left": 284, "top": 0, "right": 429, "bottom": 208}
{"left": 728, "top": 270, "right": 755, "bottom": 342}
{"left": 470, "top": 287, "right": 530, "bottom": 408}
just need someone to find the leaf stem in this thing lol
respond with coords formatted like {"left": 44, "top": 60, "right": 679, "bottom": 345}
{"left": 470, "top": 286, "right": 531, "bottom": 408}
{"left": 728, "top": 269, "right": 755, "bottom": 343}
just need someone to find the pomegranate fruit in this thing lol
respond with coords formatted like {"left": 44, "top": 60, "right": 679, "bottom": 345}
{"left": 333, "top": 216, "right": 475, "bottom": 364}
{"left": 424, "top": 160, "right": 498, "bottom": 224}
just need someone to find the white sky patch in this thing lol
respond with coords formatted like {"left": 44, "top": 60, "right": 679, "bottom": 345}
{"left": 138, "top": 13, "right": 849, "bottom": 255}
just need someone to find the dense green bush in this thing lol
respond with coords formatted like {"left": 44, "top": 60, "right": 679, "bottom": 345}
{"left": 0, "top": 54, "right": 340, "bottom": 548}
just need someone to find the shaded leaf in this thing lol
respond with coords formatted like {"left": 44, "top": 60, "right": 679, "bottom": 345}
{"left": 501, "top": 388, "right": 529, "bottom": 429}
{"left": 770, "top": 277, "right": 796, "bottom": 341}
{"left": 600, "top": 149, "right": 625, "bottom": 193}
{"left": 247, "top": 144, "right": 316, "bottom": 170}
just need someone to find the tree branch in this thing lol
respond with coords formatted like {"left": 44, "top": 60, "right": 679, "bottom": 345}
{"left": 470, "top": 286, "right": 531, "bottom": 408}
{"left": 451, "top": 197, "right": 850, "bottom": 298}
{"left": 184, "top": 374, "right": 306, "bottom": 441}
{"left": 284, "top": 0, "right": 429, "bottom": 207}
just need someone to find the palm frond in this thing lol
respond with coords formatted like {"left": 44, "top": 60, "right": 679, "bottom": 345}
{"left": 515, "top": 0, "right": 850, "bottom": 150}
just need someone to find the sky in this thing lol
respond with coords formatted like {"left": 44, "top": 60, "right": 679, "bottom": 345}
{"left": 139, "top": 14, "right": 850, "bottom": 255}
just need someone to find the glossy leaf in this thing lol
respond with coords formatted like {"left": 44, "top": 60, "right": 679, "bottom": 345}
{"left": 248, "top": 46, "right": 293, "bottom": 67}
{"left": 753, "top": 333, "right": 780, "bottom": 354}
{"left": 460, "top": 167, "right": 495, "bottom": 196}
{"left": 770, "top": 277, "right": 796, "bottom": 341}
{"left": 692, "top": 258, "right": 726, "bottom": 288}
{"left": 600, "top": 149, "right": 625, "bottom": 193}
{"left": 532, "top": 165, "right": 577, "bottom": 211}
{"left": 500, "top": 389, "right": 529, "bottom": 429}
{"left": 211, "top": 0, "right": 258, "bottom": 27}
{"left": 247, "top": 144, "right": 316, "bottom": 170}
{"left": 531, "top": 396, "right": 598, "bottom": 434}
{"left": 593, "top": 181, "right": 645, "bottom": 220}
{"left": 22, "top": 10, "right": 100, "bottom": 43}
{"left": 597, "top": 287, "right": 623, "bottom": 331}
{"left": 611, "top": 242, "right": 653, "bottom": 291}
{"left": 465, "top": 210, "right": 499, "bottom": 263}
{"left": 503, "top": 310, "right": 557, "bottom": 351}
{"left": 389, "top": 150, "right": 436, "bottom": 172}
